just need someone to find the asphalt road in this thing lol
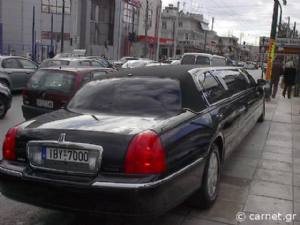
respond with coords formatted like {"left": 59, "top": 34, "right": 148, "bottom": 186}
{"left": 0, "top": 69, "right": 264, "bottom": 225}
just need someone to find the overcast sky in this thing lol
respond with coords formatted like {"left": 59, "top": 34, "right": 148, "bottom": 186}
{"left": 162, "top": 0, "right": 300, "bottom": 45}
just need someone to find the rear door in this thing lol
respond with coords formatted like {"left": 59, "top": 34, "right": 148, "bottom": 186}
{"left": 214, "top": 69, "right": 253, "bottom": 150}
{"left": 1, "top": 58, "right": 24, "bottom": 90}
{"left": 25, "top": 70, "right": 77, "bottom": 110}
{"left": 196, "top": 71, "right": 238, "bottom": 156}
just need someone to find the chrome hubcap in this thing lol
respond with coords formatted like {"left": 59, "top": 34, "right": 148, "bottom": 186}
{"left": 207, "top": 151, "right": 219, "bottom": 198}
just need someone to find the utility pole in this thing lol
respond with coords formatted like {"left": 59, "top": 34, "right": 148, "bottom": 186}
{"left": 50, "top": 13, "right": 54, "bottom": 53}
{"left": 211, "top": 17, "right": 215, "bottom": 31}
{"left": 144, "top": 0, "right": 149, "bottom": 57}
{"left": 173, "top": 1, "right": 180, "bottom": 58}
{"left": 293, "top": 22, "right": 297, "bottom": 38}
{"left": 287, "top": 16, "right": 290, "bottom": 38}
{"left": 266, "top": 0, "right": 286, "bottom": 81}
{"left": 156, "top": 1, "right": 162, "bottom": 61}
{"left": 60, "top": 0, "right": 65, "bottom": 53}
{"left": 31, "top": 6, "right": 35, "bottom": 61}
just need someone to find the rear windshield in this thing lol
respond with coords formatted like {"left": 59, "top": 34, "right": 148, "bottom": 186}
{"left": 40, "top": 60, "right": 70, "bottom": 68}
{"left": 28, "top": 70, "right": 75, "bottom": 93}
{"left": 196, "top": 56, "right": 210, "bottom": 65}
{"left": 181, "top": 55, "right": 195, "bottom": 65}
{"left": 68, "top": 77, "right": 182, "bottom": 116}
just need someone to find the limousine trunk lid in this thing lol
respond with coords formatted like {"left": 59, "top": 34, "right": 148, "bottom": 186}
{"left": 15, "top": 109, "right": 167, "bottom": 175}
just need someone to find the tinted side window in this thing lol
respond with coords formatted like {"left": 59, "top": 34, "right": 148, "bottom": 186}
{"left": 181, "top": 55, "right": 195, "bottom": 65}
{"left": 212, "top": 58, "right": 226, "bottom": 66}
{"left": 199, "top": 72, "right": 227, "bottom": 104}
{"left": 78, "top": 61, "right": 92, "bottom": 66}
{"left": 219, "top": 70, "right": 250, "bottom": 95}
{"left": 240, "top": 69, "right": 256, "bottom": 87}
{"left": 18, "top": 59, "right": 37, "bottom": 69}
{"left": 2, "top": 58, "right": 22, "bottom": 69}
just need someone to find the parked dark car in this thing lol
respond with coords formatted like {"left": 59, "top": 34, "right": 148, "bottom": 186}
{"left": 22, "top": 67, "right": 112, "bottom": 120}
{"left": 0, "top": 56, "right": 38, "bottom": 91}
{"left": 0, "top": 66, "right": 265, "bottom": 217}
{"left": 0, "top": 82, "right": 12, "bottom": 119}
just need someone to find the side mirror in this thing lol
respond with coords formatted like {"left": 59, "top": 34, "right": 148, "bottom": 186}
{"left": 257, "top": 79, "right": 267, "bottom": 86}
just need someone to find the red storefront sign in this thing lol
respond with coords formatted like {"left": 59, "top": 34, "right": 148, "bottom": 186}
{"left": 138, "top": 35, "right": 174, "bottom": 44}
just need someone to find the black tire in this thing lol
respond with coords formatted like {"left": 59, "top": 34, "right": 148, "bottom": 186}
{"left": 257, "top": 100, "right": 265, "bottom": 123}
{"left": 188, "top": 143, "right": 221, "bottom": 209}
{"left": 0, "top": 96, "right": 7, "bottom": 119}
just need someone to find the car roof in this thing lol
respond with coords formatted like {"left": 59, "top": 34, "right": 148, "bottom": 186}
{"left": 183, "top": 53, "right": 213, "bottom": 58}
{"left": 39, "top": 67, "right": 110, "bottom": 73}
{"left": 43, "top": 58, "right": 96, "bottom": 62}
{"left": 0, "top": 55, "right": 31, "bottom": 60}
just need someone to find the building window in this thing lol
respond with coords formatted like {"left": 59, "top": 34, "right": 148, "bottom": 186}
{"left": 41, "top": 0, "right": 71, "bottom": 14}
{"left": 179, "top": 21, "right": 183, "bottom": 27}
{"left": 185, "top": 33, "right": 189, "bottom": 40}
{"left": 162, "top": 21, "right": 167, "bottom": 29}
{"left": 123, "top": 3, "right": 139, "bottom": 32}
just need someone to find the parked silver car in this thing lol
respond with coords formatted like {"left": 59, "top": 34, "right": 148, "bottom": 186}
{"left": 0, "top": 56, "right": 38, "bottom": 91}
{"left": 39, "top": 58, "right": 106, "bottom": 69}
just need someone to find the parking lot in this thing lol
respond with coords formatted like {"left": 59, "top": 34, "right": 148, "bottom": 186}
{"left": 1, "top": 69, "right": 300, "bottom": 225}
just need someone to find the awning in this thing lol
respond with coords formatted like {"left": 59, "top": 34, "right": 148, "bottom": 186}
{"left": 138, "top": 35, "right": 174, "bottom": 44}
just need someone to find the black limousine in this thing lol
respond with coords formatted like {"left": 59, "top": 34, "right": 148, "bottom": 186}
{"left": 0, "top": 65, "right": 265, "bottom": 217}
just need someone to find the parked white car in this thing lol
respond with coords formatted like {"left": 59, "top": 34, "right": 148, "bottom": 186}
{"left": 181, "top": 53, "right": 226, "bottom": 67}
{"left": 121, "top": 60, "right": 154, "bottom": 69}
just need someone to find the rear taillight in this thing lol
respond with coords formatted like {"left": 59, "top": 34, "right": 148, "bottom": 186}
{"left": 125, "top": 131, "right": 166, "bottom": 174}
{"left": 2, "top": 127, "right": 18, "bottom": 161}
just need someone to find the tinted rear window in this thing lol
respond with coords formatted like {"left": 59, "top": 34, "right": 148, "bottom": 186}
{"left": 181, "top": 55, "right": 196, "bottom": 65}
{"left": 196, "top": 56, "right": 210, "bottom": 65}
{"left": 68, "top": 77, "right": 182, "bottom": 116}
{"left": 28, "top": 70, "right": 76, "bottom": 93}
{"left": 40, "top": 60, "right": 70, "bottom": 68}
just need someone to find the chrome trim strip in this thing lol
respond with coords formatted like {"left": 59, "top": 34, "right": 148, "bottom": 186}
{"left": 0, "top": 166, "right": 22, "bottom": 177}
{"left": 92, "top": 157, "right": 204, "bottom": 189}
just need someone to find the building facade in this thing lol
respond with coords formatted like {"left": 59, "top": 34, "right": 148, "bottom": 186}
{"left": 160, "top": 4, "right": 212, "bottom": 58}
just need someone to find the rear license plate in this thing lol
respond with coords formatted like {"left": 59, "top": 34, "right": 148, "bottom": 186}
{"left": 42, "top": 147, "right": 89, "bottom": 164}
{"left": 36, "top": 99, "right": 53, "bottom": 109}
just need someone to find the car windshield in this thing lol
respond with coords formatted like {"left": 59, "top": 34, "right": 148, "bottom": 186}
{"left": 181, "top": 55, "right": 195, "bottom": 64}
{"left": 28, "top": 70, "right": 75, "bottom": 93}
{"left": 68, "top": 77, "right": 182, "bottom": 116}
{"left": 40, "top": 60, "right": 70, "bottom": 68}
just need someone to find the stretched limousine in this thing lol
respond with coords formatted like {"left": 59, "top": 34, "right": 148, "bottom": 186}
{"left": 0, "top": 65, "right": 265, "bottom": 217}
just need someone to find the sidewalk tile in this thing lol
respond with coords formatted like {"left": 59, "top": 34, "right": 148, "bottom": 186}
{"left": 254, "top": 169, "right": 292, "bottom": 185}
{"left": 261, "top": 152, "right": 292, "bottom": 163}
{"left": 264, "top": 145, "right": 292, "bottom": 155}
{"left": 249, "top": 181, "right": 292, "bottom": 200}
{"left": 244, "top": 195, "right": 292, "bottom": 214}
{"left": 259, "top": 160, "right": 292, "bottom": 173}
{"left": 293, "top": 186, "right": 300, "bottom": 203}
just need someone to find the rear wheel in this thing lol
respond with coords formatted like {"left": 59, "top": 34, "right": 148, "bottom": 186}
{"left": 188, "top": 143, "right": 220, "bottom": 209}
{"left": 0, "top": 96, "right": 7, "bottom": 119}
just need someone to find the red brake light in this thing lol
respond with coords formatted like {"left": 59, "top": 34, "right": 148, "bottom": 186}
{"left": 2, "top": 127, "right": 18, "bottom": 161}
{"left": 125, "top": 131, "right": 166, "bottom": 174}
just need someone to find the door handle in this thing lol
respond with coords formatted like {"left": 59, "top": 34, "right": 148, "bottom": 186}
{"left": 26, "top": 72, "right": 31, "bottom": 74}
